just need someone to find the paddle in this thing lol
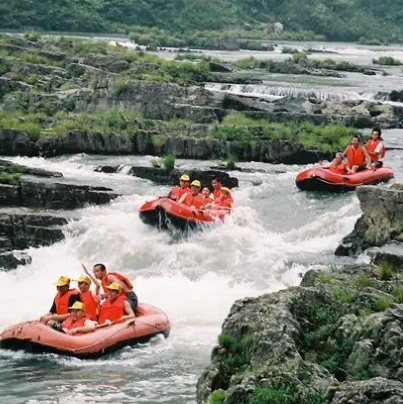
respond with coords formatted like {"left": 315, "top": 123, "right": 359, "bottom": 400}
{"left": 81, "top": 263, "right": 101, "bottom": 289}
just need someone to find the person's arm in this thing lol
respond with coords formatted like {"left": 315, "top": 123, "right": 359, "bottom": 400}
{"left": 178, "top": 192, "right": 187, "bottom": 204}
{"left": 65, "top": 319, "right": 96, "bottom": 335}
{"left": 363, "top": 147, "right": 371, "bottom": 168}
{"left": 122, "top": 301, "right": 135, "bottom": 320}
{"left": 373, "top": 142, "right": 384, "bottom": 157}
{"left": 39, "top": 300, "right": 56, "bottom": 323}
{"left": 82, "top": 264, "right": 101, "bottom": 289}
{"left": 342, "top": 146, "right": 348, "bottom": 158}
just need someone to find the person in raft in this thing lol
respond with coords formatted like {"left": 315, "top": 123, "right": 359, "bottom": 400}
{"left": 328, "top": 152, "right": 352, "bottom": 175}
{"left": 342, "top": 135, "right": 371, "bottom": 173}
{"left": 167, "top": 174, "right": 191, "bottom": 201}
{"left": 366, "top": 127, "right": 386, "bottom": 167}
{"left": 62, "top": 301, "right": 97, "bottom": 335}
{"left": 206, "top": 187, "right": 234, "bottom": 210}
{"left": 39, "top": 276, "right": 82, "bottom": 324}
{"left": 92, "top": 263, "right": 138, "bottom": 313}
{"left": 211, "top": 178, "right": 222, "bottom": 201}
{"left": 75, "top": 274, "right": 100, "bottom": 321}
{"left": 201, "top": 187, "right": 213, "bottom": 204}
{"left": 179, "top": 180, "right": 205, "bottom": 209}
{"left": 98, "top": 282, "right": 135, "bottom": 325}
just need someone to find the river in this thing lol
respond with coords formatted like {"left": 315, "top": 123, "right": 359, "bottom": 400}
{"left": 0, "top": 39, "right": 403, "bottom": 403}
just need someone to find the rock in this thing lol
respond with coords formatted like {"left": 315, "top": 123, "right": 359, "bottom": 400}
{"left": 0, "top": 129, "right": 35, "bottom": 156}
{"left": 198, "top": 263, "right": 403, "bottom": 404}
{"left": 209, "top": 62, "right": 233, "bottom": 73}
{"left": 0, "top": 159, "right": 62, "bottom": 177}
{"left": 94, "top": 165, "right": 239, "bottom": 189}
{"left": 0, "top": 251, "right": 32, "bottom": 271}
{"left": 336, "top": 185, "right": 403, "bottom": 256}
{"left": 367, "top": 242, "right": 403, "bottom": 267}
{"left": 217, "top": 36, "right": 240, "bottom": 51}
{"left": 363, "top": 69, "right": 377, "bottom": 76}
{"left": 389, "top": 90, "right": 403, "bottom": 103}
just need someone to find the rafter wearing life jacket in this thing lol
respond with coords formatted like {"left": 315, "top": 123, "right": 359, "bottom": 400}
{"left": 366, "top": 138, "right": 386, "bottom": 162}
{"left": 101, "top": 272, "right": 133, "bottom": 294}
{"left": 55, "top": 289, "right": 80, "bottom": 315}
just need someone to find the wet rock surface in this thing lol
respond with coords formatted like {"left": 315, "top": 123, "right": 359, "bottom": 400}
{"left": 0, "top": 159, "right": 120, "bottom": 270}
{"left": 197, "top": 261, "right": 403, "bottom": 404}
{"left": 336, "top": 185, "right": 403, "bottom": 257}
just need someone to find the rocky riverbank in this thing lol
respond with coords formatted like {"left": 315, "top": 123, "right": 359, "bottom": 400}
{"left": 0, "top": 159, "right": 118, "bottom": 270}
{"left": 0, "top": 34, "right": 402, "bottom": 164}
{"left": 197, "top": 259, "right": 403, "bottom": 404}
{"left": 336, "top": 185, "right": 403, "bottom": 257}
{"left": 197, "top": 183, "right": 403, "bottom": 404}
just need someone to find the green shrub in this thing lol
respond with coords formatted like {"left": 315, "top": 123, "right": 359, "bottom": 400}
{"left": 372, "top": 297, "right": 393, "bottom": 312}
{"left": 392, "top": 286, "right": 403, "bottom": 303}
{"left": 113, "top": 80, "right": 129, "bottom": 96}
{"left": 376, "top": 261, "right": 396, "bottom": 280}
{"left": 282, "top": 47, "right": 300, "bottom": 54}
{"left": 332, "top": 289, "right": 357, "bottom": 303}
{"left": 210, "top": 389, "right": 226, "bottom": 404}
{"left": 252, "top": 388, "right": 293, "bottom": 404}
{"left": 358, "top": 37, "right": 383, "bottom": 46}
{"left": 352, "top": 273, "right": 373, "bottom": 288}
{"left": 162, "top": 152, "right": 176, "bottom": 171}
{"left": 0, "top": 172, "right": 22, "bottom": 183}
{"left": 24, "top": 30, "right": 41, "bottom": 42}
{"left": 373, "top": 56, "right": 402, "bottom": 66}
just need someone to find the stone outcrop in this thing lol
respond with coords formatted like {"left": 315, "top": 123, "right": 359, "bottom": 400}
{"left": 336, "top": 185, "right": 403, "bottom": 256}
{"left": 197, "top": 262, "right": 403, "bottom": 404}
{"left": 94, "top": 166, "right": 239, "bottom": 189}
{"left": 0, "top": 159, "right": 120, "bottom": 270}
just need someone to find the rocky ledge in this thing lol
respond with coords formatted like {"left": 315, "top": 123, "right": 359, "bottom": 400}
{"left": 94, "top": 165, "right": 239, "bottom": 189}
{"left": 0, "top": 159, "right": 119, "bottom": 270}
{"left": 335, "top": 185, "right": 403, "bottom": 257}
{"left": 197, "top": 258, "right": 403, "bottom": 404}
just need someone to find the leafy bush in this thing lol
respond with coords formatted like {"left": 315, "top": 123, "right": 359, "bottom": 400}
{"left": 373, "top": 56, "right": 402, "bottom": 66}
{"left": 210, "top": 389, "right": 226, "bottom": 404}
{"left": 23, "top": 30, "right": 41, "bottom": 42}
{"left": 162, "top": 152, "right": 176, "bottom": 171}
{"left": 376, "top": 261, "right": 396, "bottom": 281}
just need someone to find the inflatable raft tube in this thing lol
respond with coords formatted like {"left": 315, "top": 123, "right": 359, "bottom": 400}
{"left": 296, "top": 165, "right": 394, "bottom": 192}
{"left": 0, "top": 304, "right": 170, "bottom": 359}
{"left": 139, "top": 198, "right": 229, "bottom": 230}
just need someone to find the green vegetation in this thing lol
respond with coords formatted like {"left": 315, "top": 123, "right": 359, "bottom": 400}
{"left": 376, "top": 261, "right": 396, "bottom": 281}
{"left": 212, "top": 333, "right": 251, "bottom": 390}
{"left": 162, "top": 153, "right": 176, "bottom": 171}
{"left": 210, "top": 389, "right": 226, "bottom": 404}
{"left": 212, "top": 114, "right": 354, "bottom": 153}
{"left": 0, "top": 0, "right": 402, "bottom": 44}
{"left": 373, "top": 56, "right": 403, "bottom": 66}
{"left": 0, "top": 172, "right": 22, "bottom": 183}
{"left": 251, "top": 387, "right": 327, "bottom": 404}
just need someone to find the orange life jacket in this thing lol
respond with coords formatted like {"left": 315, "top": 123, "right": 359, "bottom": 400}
{"left": 213, "top": 188, "right": 222, "bottom": 201}
{"left": 216, "top": 196, "right": 233, "bottom": 209}
{"left": 170, "top": 186, "right": 190, "bottom": 201}
{"left": 345, "top": 145, "right": 366, "bottom": 166}
{"left": 62, "top": 315, "right": 88, "bottom": 332}
{"left": 182, "top": 193, "right": 205, "bottom": 209}
{"left": 366, "top": 139, "right": 386, "bottom": 161}
{"left": 80, "top": 291, "right": 98, "bottom": 321}
{"left": 101, "top": 272, "right": 134, "bottom": 294}
{"left": 202, "top": 196, "right": 213, "bottom": 204}
{"left": 98, "top": 294, "right": 127, "bottom": 324}
{"left": 329, "top": 162, "right": 348, "bottom": 175}
{"left": 55, "top": 289, "right": 80, "bottom": 315}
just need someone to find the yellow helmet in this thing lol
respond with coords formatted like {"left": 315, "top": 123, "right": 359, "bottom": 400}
{"left": 77, "top": 275, "right": 91, "bottom": 284}
{"left": 69, "top": 301, "right": 86, "bottom": 311}
{"left": 54, "top": 276, "right": 71, "bottom": 287}
{"left": 107, "top": 282, "right": 123, "bottom": 292}
{"left": 180, "top": 174, "right": 190, "bottom": 181}
{"left": 191, "top": 180, "right": 201, "bottom": 188}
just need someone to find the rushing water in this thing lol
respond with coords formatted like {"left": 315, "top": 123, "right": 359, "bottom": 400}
{"left": 1, "top": 34, "right": 403, "bottom": 402}
{"left": 0, "top": 129, "right": 401, "bottom": 403}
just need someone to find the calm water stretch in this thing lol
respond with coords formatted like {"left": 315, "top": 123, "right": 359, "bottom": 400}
{"left": 0, "top": 41, "right": 402, "bottom": 404}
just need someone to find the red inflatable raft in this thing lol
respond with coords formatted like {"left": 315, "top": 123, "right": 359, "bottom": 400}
{"left": 0, "top": 304, "right": 170, "bottom": 358}
{"left": 139, "top": 198, "right": 229, "bottom": 230}
{"left": 296, "top": 165, "right": 394, "bottom": 191}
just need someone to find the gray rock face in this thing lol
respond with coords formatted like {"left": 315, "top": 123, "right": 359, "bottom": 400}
{"left": 94, "top": 166, "right": 239, "bottom": 189}
{"left": 197, "top": 263, "right": 403, "bottom": 404}
{"left": 336, "top": 185, "right": 403, "bottom": 256}
{"left": 0, "top": 160, "right": 120, "bottom": 270}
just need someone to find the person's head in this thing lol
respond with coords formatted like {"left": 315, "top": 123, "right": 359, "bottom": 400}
{"left": 220, "top": 187, "right": 231, "bottom": 199}
{"left": 202, "top": 187, "right": 210, "bottom": 197}
{"left": 106, "top": 282, "right": 123, "bottom": 301}
{"left": 212, "top": 178, "right": 221, "bottom": 190}
{"left": 68, "top": 301, "right": 86, "bottom": 320}
{"left": 54, "top": 276, "right": 71, "bottom": 295}
{"left": 371, "top": 127, "right": 382, "bottom": 141}
{"left": 179, "top": 174, "right": 190, "bottom": 189}
{"left": 191, "top": 180, "right": 201, "bottom": 196}
{"left": 93, "top": 263, "right": 106, "bottom": 280}
{"left": 334, "top": 152, "right": 343, "bottom": 164}
{"left": 77, "top": 274, "right": 91, "bottom": 293}
{"left": 351, "top": 135, "right": 361, "bottom": 148}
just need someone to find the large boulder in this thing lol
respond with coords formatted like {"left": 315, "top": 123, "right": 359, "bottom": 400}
{"left": 336, "top": 185, "right": 403, "bottom": 256}
{"left": 197, "top": 263, "right": 403, "bottom": 404}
